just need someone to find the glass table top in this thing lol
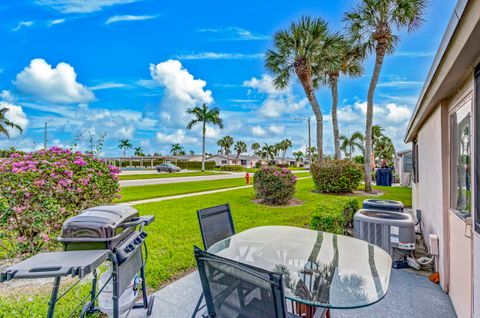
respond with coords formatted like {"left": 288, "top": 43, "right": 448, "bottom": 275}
{"left": 207, "top": 226, "right": 392, "bottom": 309}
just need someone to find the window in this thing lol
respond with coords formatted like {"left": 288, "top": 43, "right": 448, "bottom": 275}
{"left": 450, "top": 99, "right": 472, "bottom": 218}
{"left": 221, "top": 160, "right": 227, "bottom": 164}
{"left": 403, "top": 151, "right": 413, "bottom": 173}
{"left": 240, "top": 160, "right": 247, "bottom": 166}
{"left": 475, "top": 63, "right": 480, "bottom": 233}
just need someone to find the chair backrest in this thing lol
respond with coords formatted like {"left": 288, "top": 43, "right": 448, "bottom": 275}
{"left": 197, "top": 204, "right": 235, "bottom": 250}
{"left": 194, "top": 246, "right": 288, "bottom": 318}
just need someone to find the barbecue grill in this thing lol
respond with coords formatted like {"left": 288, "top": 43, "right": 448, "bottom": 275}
{"left": 1, "top": 205, "right": 155, "bottom": 318}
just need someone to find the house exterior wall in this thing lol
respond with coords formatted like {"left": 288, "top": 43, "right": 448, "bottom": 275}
{"left": 414, "top": 105, "right": 448, "bottom": 288}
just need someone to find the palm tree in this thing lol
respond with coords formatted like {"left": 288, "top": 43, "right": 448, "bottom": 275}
{"left": 186, "top": 103, "right": 224, "bottom": 171}
{"left": 251, "top": 142, "right": 261, "bottom": 156}
{"left": 217, "top": 136, "right": 234, "bottom": 155}
{"left": 234, "top": 141, "right": 247, "bottom": 160}
{"left": 133, "top": 146, "right": 144, "bottom": 157}
{"left": 340, "top": 132, "right": 365, "bottom": 160}
{"left": 261, "top": 143, "right": 276, "bottom": 162}
{"left": 189, "top": 150, "right": 195, "bottom": 155}
{"left": 325, "top": 38, "right": 364, "bottom": 159}
{"left": 118, "top": 139, "right": 132, "bottom": 157}
{"left": 345, "top": 0, "right": 426, "bottom": 191}
{"left": 293, "top": 151, "right": 304, "bottom": 163}
{"left": 280, "top": 139, "right": 292, "bottom": 162}
{"left": 0, "top": 107, "right": 23, "bottom": 138}
{"left": 374, "top": 135, "right": 395, "bottom": 162}
{"left": 170, "top": 143, "right": 184, "bottom": 156}
{"left": 266, "top": 16, "right": 342, "bottom": 163}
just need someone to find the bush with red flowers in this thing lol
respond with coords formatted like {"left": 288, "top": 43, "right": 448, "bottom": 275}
{"left": 0, "top": 147, "right": 120, "bottom": 256}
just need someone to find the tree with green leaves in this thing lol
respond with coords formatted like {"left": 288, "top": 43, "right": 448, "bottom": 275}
{"left": 266, "top": 16, "right": 342, "bottom": 163}
{"left": 170, "top": 143, "right": 184, "bottom": 156}
{"left": 0, "top": 107, "right": 23, "bottom": 138}
{"left": 251, "top": 142, "right": 261, "bottom": 156}
{"left": 186, "top": 103, "right": 224, "bottom": 171}
{"left": 217, "top": 136, "right": 234, "bottom": 155}
{"left": 293, "top": 151, "right": 304, "bottom": 163}
{"left": 374, "top": 135, "right": 395, "bottom": 162}
{"left": 234, "top": 141, "right": 247, "bottom": 160}
{"left": 345, "top": 0, "right": 426, "bottom": 191}
{"left": 340, "top": 131, "right": 365, "bottom": 160}
{"left": 325, "top": 38, "right": 364, "bottom": 159}
{"left": 134, "top": 146, "right": 144, "bottom": 157}
{"left": 261, "top": 143, "right": 276, "bottom": 162}
{"left": 279, "top": 139, "right": 293, "bottom": 162}
{"left": 118, "top": 139, "right": 132, "bottom": 157}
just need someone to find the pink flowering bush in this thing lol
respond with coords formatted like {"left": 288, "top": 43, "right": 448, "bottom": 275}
{"left": 0, "top": 147, "right": 120, "bottom": 256}
{"left": 254, "top": 166, "right": 297, "bottom": 205}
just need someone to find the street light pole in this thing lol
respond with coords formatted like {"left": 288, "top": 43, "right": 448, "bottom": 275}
{"left": 294, "top": 117, "right": 312, "bottom": 166}
{"left": 44, "top": 120, "right": 52, "bottom": 149}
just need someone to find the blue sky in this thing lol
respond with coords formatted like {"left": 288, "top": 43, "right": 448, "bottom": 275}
{"left": 0, "top": 0, "right": 456, "bottom": 157}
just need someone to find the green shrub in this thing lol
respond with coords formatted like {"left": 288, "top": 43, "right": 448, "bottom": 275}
{"left": 310, "top": 198, "right": 359, "bottom": 234}
{"left": 353, "top": 155, "right": 364, "bottom": 164}
{"left": 310, "top": 160, "right": 362, "bottom": 193}
{"left": 220, "top": 165, "right": 243, "bottom": 171}
{"left": 0, "top": 147, "right": 120, "bottom": 256}
{"left": 175, "top": 161, "right": 216, "bottom": 170}
{"left": 253, "top": 166, "right": 297, "bottom": 205}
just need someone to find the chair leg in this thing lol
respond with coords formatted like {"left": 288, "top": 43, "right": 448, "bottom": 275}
{"left": 192, "top": 293, "right": 204, "bottom": 318}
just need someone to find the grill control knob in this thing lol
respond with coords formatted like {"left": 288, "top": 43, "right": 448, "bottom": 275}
{"left": 134, "top": 237, "right": 142, "bottom": 245}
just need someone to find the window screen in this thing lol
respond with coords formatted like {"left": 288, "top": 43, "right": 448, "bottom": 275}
{"left": 475, "top": 64, "right": 480, "bottom": 233}
{"left": 403, "top": 152, "right": 413, "bottom": 173}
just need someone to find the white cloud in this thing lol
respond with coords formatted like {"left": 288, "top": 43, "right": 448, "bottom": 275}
{"left": 377, "top": 81, "right": 423, "bottom": 88}
{"left": 394, "top": 51, "right": 435, "bottom": 58}
{"left": 156, "top": 129, "right": 198, "bottom": 144}
{"left": 268, "top": 124, "right": 284, "bottom": 135}
{"left": 1, "top": 90, "right": 14, "bottom": 103}
{"left": 177, "top": 52, "right": 264, "bottom": 60}
{"left": 89, "top": 82, "right": 128, "bottom": 90}
{"left": 149, "top": 60, "right": 213, "bottom": 125}
{"left": 48, "top": 19, "right": 66, "bottom": 26}
{"left": 251, "top": 125, "right": 266, "bottom": 137}
{"left": 13, "top": 21, "right": 34, "bottom": 32}
{"left": 0, "top": 101, "right": 28, "bottom": 138}
{"left": 385, "top": 103, "right": 412, "bottom": 122}
{"left": 35, "top": 0, "right": 141, "bottom": 13}
{"left": 205, "top": 126, "right": 220, "bottom": 139}
{"left": 15, "top": 58, "right": 95, "bottom": 104}
{"left": 197, "top": 27, "right": 268, "bottom": 41}
{"left": 244, "top": 74, "right": 307, "bottom": 118}
{"left": 106, "top": 15, "right": 157, "bottom": 24}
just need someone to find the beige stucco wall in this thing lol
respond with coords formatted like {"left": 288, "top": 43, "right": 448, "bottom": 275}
{"left": 414, "top": 105, "right": 448, "bottom": 287}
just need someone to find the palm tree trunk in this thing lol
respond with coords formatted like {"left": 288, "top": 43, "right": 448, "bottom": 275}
{"left": 330, "top": 76, "right": 341, "bottom": 160}
{"left": 202, "top": 122, "right": 206, "bottom": 172}
{"left": 365, "top": 47, "right": 386, "bottom": 192}
{"left": 299, "top": 78, "right": 323, "bottom": 163}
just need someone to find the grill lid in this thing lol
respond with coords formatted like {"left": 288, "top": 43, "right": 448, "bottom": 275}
{"left": 59, "top": 205, "right": 139, "bottom": 242}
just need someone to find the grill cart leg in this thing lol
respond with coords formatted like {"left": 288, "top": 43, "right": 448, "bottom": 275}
{"left": 47, "top": 277, "right": 61, "bottom": 318}
{"left": 88, "top": 270, "right": 97, "bottom": 312}
{"left": 112, "top": 260, "right": 120, "bottom": 318}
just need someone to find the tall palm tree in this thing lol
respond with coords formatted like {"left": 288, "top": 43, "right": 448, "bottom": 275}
{"left": 251, "top": 142, "right": 261, "bottom": 156}
{"left": 261, "top": 143, "right": 276, "bottom": 162}
{"left": 345, "top": 0, "right": 426, "bottom": 191}
{"left": 170, "top": 143, "right": 184, "bottom": 156}
{"left": 374, "top": 135, "right": 395, "bottom": 162}
{"left": 133, "top": 146, "right": 144, "bottom": 157}
{"left": 186, "top": 103, "right": 224, "bottom": 171}
{"left": 266, "top": 16, "right": 342, "bottom": 163}
{"left": 340, "top": 132, "right": 364, "bottom": 160}
{"left": 118, "top": 139, "right": 132, "bottom": 157}
{"left": 325, "top": 38, "right": 364, "bottom": 159}
{"left": 217, "top": 136, "right": 234, "bottom": 155}
{"left": 280, "top": 139, "right": 292, "bottom": 162}
{"left": 0, "top": 107, "right": 23, "bottom": 138}
{"left": 234, "top": 141, "right": 247, "bottom": 160}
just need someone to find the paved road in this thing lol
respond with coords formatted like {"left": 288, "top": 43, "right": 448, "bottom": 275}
{"left": 119, "top": 170, "right": 309, "bottom": 187}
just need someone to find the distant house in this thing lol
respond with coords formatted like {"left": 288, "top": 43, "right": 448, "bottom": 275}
{"left": 403, "top": 2, "right": 480, "bottom": 317}
{"left": 207, "top": 154, "right": 264, "bottom": 168}
{"left": 394, "top": 149, "right": 413, "bottom": 187}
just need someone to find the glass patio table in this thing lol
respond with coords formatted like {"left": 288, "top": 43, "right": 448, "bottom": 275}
{"left": 207, "top": 226, "right": 392, "bottom": 316}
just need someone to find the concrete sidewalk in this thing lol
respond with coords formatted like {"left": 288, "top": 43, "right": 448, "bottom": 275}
{"left": 130, "top": 269, "right": 455, "bottom": 318}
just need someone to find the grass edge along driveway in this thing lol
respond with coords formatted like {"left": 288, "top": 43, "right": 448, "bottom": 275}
{"left": 119, "top": 171, "right": 224, "bottom": 181}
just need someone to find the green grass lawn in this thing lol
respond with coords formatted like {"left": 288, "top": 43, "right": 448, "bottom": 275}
{"left": 118, "top": 172, "right": 312, "bottom": 202}
{"left": 0, "top": 179, "right": 411, "bottom": 317}
{"left": 119, "top": 171, "right": 224, "bottom": 181}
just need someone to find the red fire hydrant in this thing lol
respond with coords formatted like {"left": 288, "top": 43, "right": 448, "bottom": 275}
{"left": 245, "top": 172, "right": 250, "bottom": 185}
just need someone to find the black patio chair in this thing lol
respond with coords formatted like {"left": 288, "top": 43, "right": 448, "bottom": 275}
{"left": 194, "top": 246, "right": 298, "bottom": 318}
{"left": 192, "top": 204, "right": 236, "bottom": 317}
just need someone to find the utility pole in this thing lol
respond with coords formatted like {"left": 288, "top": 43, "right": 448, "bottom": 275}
{"left": 295, "top": 117, "right": 312, "bottom": 167}
{"left": 44, "top": 120, "right": 52, "bottom": 149}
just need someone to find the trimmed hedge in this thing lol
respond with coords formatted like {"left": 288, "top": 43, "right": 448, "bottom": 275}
{"left": 310, "top": 159, "right": 362, "bottom": 193}
{"left": 175, "top": 161, "right": 215, "bottom": 170}
{"left": 310, "top": 198, "right": 359, "bottom": 234}
{"left": 220, "top": 165, "right": 243, "bottom": 171}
